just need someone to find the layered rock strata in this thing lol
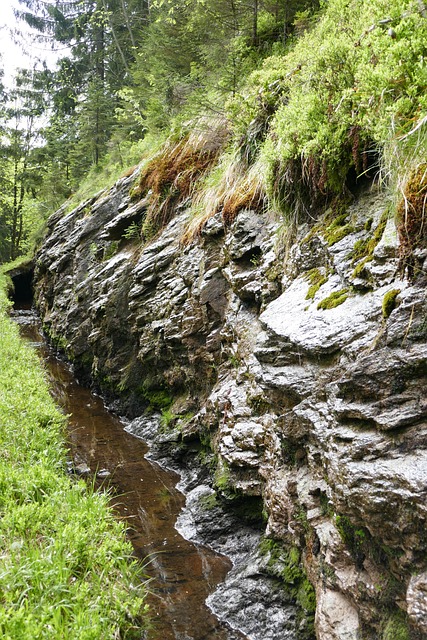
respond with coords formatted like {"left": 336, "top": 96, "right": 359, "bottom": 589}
{"left": 34, "top": 169, "right": 427, "bottom": 640}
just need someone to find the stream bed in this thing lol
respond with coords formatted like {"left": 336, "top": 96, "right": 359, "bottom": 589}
{"left": 12, "top": 307, "right": 247, "bottom": 640}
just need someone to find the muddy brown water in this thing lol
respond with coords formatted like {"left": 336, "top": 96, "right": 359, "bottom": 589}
{"left": 13, "top": 308, "right": 246, "bottom": 640}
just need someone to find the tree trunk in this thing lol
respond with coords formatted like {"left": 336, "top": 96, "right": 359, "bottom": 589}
{"left": 252, "top": 0, "right": 258, "bottom": 46}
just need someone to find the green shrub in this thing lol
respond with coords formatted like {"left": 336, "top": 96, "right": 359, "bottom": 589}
{"left": 123, "top": 222, "right": 141, "bottom": 240}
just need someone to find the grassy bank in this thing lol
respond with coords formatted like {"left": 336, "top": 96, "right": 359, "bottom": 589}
{"left": 0, "top": 275, "right": 148, "bottom": 639}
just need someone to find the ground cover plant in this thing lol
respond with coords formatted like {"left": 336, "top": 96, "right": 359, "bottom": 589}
{"left": 0, "top": 275, "right": 148, "bottom": 639}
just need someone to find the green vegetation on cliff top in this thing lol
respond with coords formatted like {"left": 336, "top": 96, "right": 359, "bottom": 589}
{"left": 230, "top": 0, "right": 427, "bottom": 208}
{"left": 86, "top": 0, "right": 427, "bottom": 243}
{"left": 2, "top": 0, "right": 427, "bottom": 262}
{"left": 0, "top": 276, "right": 148, "bottom": 638}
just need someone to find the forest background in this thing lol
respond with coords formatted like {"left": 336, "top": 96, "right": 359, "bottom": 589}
{"left": 0, "top": 0, "right": 426, "bottom": 264}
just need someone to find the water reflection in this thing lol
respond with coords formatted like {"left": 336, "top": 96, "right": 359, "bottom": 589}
{"left": 12, "top": 308, "right": 246, "bottom": 640}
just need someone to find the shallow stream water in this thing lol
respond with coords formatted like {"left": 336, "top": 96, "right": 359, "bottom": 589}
{"left": 12, "top": 307, "right": 246, "bottom": 640}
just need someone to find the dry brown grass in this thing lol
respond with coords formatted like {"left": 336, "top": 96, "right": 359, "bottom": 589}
{"left": 132, "top": 119, "right": 229, "bottom": 239}
{"left": 397, "top": 162, "right": 427, "bottom": 277}
{"left": 380, "top": 115, "right": 427, "bottom": 277}
{"left": 181, "top": 154, "right": 266, "bottom": 244}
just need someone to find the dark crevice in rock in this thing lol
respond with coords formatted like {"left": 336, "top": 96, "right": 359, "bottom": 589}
{"left": 7, "top": 262, "right": 35, "bottom": 306}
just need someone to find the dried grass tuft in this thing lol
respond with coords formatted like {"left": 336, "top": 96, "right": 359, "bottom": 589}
{"left": 396, "top": 162, "right": 427, "bottom": 276}
{"left": 133, "top": 117, "right": 229, "bottom": 239}
{"left": 181, "top": 154, "right": 266, "bottom": 244}
{"left": 382, "top": 115, "right": 427, "bottom": 277}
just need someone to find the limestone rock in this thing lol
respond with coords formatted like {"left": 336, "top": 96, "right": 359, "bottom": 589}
{"left": 315, "top": 590, "right": 360, "bottom": 640}
{"left": 407, "top": 573, "right": 427, "bottom": 634}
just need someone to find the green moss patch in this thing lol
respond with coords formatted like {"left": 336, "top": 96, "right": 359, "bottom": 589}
{"left": 382, "top": 289, "right": 401, "bottom": 318}
{"left": 350, "top": 210, "right": 389, "bottom": 264}
{"left": 199, "top": 492, "right": 219, "bottom": 510}
{"left": 304, "top": 268, "right": 329, "bottom": 300}
{"left": 382, "top": 612, "right": 410, "bottom": 640}
{"left": 259, "top": 537, "right": 315, "bottom": 638}
{"left": 324, "top": 223, "right": 354, "bottom": 246}
{"left": 336, "top": 515, "right": 367, "bottom": 559}
{"left": 297, "top": 578, "right": 316, "bottom": 614}
{"left": 213, "top": 457, "right": 232, "bottom": 493}
{"left": 350, "top": 209, "right": 389, "bottom": 280}
{"left": 352, "top": 255, "right": 373, "bottom": 279}
{"left": 317, "top": 288, "right": 349, "bottom": 310}
{"left": 141, "top": 387, "right": 173, "bottom": 411}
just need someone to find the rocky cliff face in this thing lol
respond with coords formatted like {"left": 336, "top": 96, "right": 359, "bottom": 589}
{"left": 34, "top": 168, "right": 427, "bottom": 640}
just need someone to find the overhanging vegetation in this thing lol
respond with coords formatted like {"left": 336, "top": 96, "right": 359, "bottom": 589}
{"left": 2, "top": 0, "right": 427, "bottom": 271}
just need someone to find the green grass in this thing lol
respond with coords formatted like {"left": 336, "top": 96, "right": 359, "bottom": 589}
{"left": 228, "top": 0, "right": 427, "bottom": 219}
{"left": 0, "top": 275, "right": 148, "bottom": 639}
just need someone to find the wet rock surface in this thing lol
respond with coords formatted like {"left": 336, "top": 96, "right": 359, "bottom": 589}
{"left": 34, "top": 173, "right": 427, "bottom": 639}
{"left": 125, "top": 415, "right": 298, "bottom": 640}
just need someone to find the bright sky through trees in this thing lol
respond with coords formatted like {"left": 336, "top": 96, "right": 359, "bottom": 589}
{"left": 0, "top": 0, "right": 59, "bottom": 84}
{"left": 0, "top": 0, "right": 29, "bottom": 82}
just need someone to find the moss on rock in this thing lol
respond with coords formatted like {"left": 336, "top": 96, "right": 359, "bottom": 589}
{"left": 352, "top": 255, "right": 373, "bottom": 279}
{"left": 382, "top": 612, "right": 410, "bottom": 640}
{"left": 141, "top": 387, "right": 174, "bottom": 411}
{"left": 304, "top": 268, "right": 328, "bottom": 300}
{"left": 317, "top": 289, "right": 349, "bottom": 310}
{"left": 350, "top": 210, "right": 389, "bottom": 265}
{"left": 382, "top": 289, "right": 400, "bottom": 319}
{"left": 259, "top": 537, "right": 316, "bottom": 639}
{"left": 324, "top": 223, "right": 354, "bottom": 246}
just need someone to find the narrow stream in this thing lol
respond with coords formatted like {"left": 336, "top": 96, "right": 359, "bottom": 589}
{"left": 12, "top": 307, "right": 246, "bottom": 640}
